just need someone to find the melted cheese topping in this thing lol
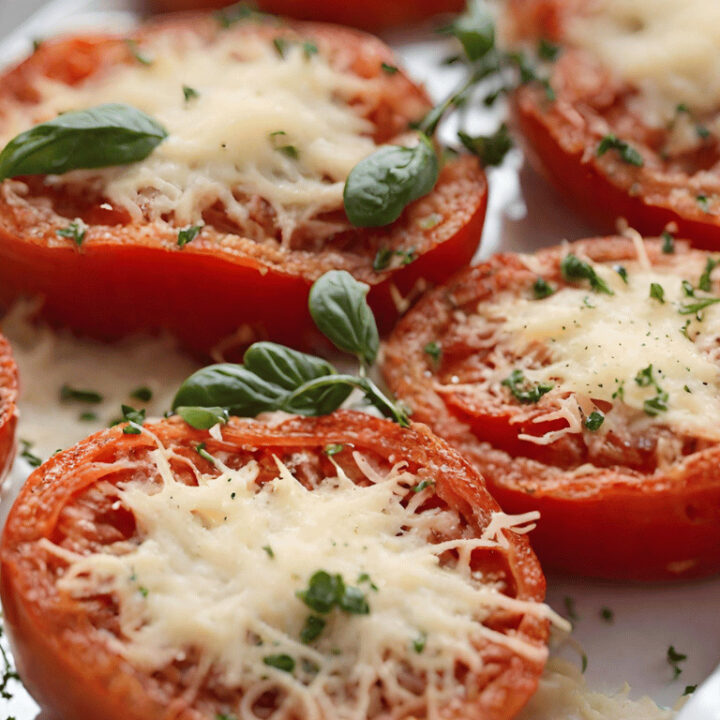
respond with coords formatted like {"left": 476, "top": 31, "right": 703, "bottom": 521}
{"left": 0, "top": 31, "right": 379, "bottom": 243}
{"left": 568, "top": 0, "right": 720, "bottom": 128}
{"left": 42, "top": 432, "right": 562, "bottom": 720}
{"left": 439, "top": 252, "right": 720, "bottom": 446}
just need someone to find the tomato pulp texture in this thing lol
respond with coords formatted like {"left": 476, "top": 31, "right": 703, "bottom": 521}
{"left": 507, "top": 0, "right": 720, "bottom": 247}
{"left": 1, "top": 412, "right": 548, "bottom": 720}
{"left": 145, "top": 0, "right": 465, "bottom": 32}
{"left": 0, "top": 332, "right": 18, "bottom": 483}
{"left": 0, "top": 17, "right": 487, "bottom": 357}
{"left": 383, "top": 237, "right": 720, "bottom": 580}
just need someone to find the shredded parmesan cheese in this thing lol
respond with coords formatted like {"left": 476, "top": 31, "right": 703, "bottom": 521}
{"left": 568, "top": 0, "right": 720, "bottom": 129}
{"left": 43, "top": 429, "right": 563, "bottom": 720}
{"left": 437, "top": 252, "right": 720, "bottom": 450}
{"left": 0, "top": 30, "right": 380, "bottom": 243}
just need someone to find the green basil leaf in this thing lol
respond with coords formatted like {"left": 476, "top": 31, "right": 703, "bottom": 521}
{"left": 244, "top": 342, "right": 351, "bottom": 415}
{"left": 445, "top": 0, "right": 495, "bottom": 62}
{"left": 0, "top": 103, "right": 168, "bottom": 180}
{"left": 343, "top": 134, "right": 438, "bottom": 228}
{"left": 172, "top": 363, "right": 286, "bottom": 417}
{"left": 176, "top": 406, "right": 229, "bottom": 430}
{"left": 308, "top": 271, "right": 379, "bottom": 365}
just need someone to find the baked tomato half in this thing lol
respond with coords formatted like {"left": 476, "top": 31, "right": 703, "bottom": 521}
{"left": 506, "top": 0, "right": 720, "bottom": 247}
{"left": 2, "top": 411, "right": 550, "bottom": 720}
{"left": 0, "top": 332, "right": 18, "bottom": 482}
{"left": 148, "top": 0, "right": 465, "bottom": 32}
{"left": 0, "top": 16, "right": 487, "bottom": 357}
{"left": 383, "top": 236, "right": 720, "bottom": 580}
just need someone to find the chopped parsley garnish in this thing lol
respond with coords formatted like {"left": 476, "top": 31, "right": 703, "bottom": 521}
{"left": 272, "top": 37, "right": 288, "bottom": 58}
{"left": 661, "top": 231, "right": 675, "bottom": 254}
{"left": 126, "top": 39, "right": 153, "bottom": 66}
{"left": 563, "top": 595, "right": 578, "bottom": 621}
{"left": 424, "top": 341, "right": 442, "bottom": 365}
{"left": 195, "top": 442, "right": 215, "bottom": 464}
{"left": 130, "top": 386, "right": 152, "bottom": 402}
{"left": 457, "top": 123, "right": 513, "bottom": 167}
{"left": 56, "top": 219, "right": 87, "bottom": 246}
{"left": 533, "top": 277, "right": 554, "bottom": 299}
{"left": 121, "top": 404, "right": 146, "bottom": 434}
{"left": 303, "top": 41, "right": 318, "bottom": 58}
{"left": 682, "top": 279, "right": 696, "bottom": 297}
{"left": 584, "top": 411, "right": 604, "bottom": 431}
{"left": 0, "top": 622, "right": 21, "bottom": 701}
{"left": 138, "top": 586, "right": 149, "bottom": 597}
{"left": 502, "top": 369, "right": 553, "bottom": 404}
{"left": 649, "top": 282, "right": 665, "bottom": 303}
{"left": 581, "top": 653, "right": 588, "bottom": 674}
{"left": 635, "top": 365, "right": 669, "bottom": 416}
{"left": 372, "top": 246, "right": 415, "bottom": 270}
{"left": 262, "top": 545, "right": 275, "bottom": 558}
{"left": 698, "top": 257, "right": 718, "bottom": 291}
{"left": 80, "top": 412, "right": 98, "bottom": 422}
{"left": 612, "top": 381, "right": 625, "bottom": 401}
{"left": 697, "top": 194, "right": 711, "bottom": 213}
{"left": 413, "top": 631, "right": 427, "bottom": 654}
{"left": 614, "top": 265, "right": 628, "bottom": 283}
{"left": 297, "top": 570, "right": 370, "bottom": 615}
{"left": 177, "top": 224, "right": 203, "bottom": 247}
{"left": 19, "top": 439, "right": 42, "bottom": 468}
{"left": 697, "top": 125, "right": 711, "bottom": 139}
{"left": 381, "top": 62, "right": 399, "bottom": 74}
{"left": 60, "top": 384, "right": 103, "bottom": 404}
{"left": 561, "top": 253, "right": 614, "bottom": 295}
{"left": 263, "top": 654, "right": 295, "bottom": 673}
{"left": 357, "top": 573, "right": 378, "bottom": 591}
{"left": 600, "top": 607, "right": 614, "bottom": 623}
{"left": 214, "top": 2, "right": 268, "bottom": 28}
{"left": 667, "top": 645, "right": 687, "bottom": 679}
{"left": 597, "top": 133, "right": 644, "bottom": 167}
{"left": 537, "top": 38, "right": 561, "bottom": 61}
{"left": 683, "top": 685, "right": 697, "bottom": 696}
{"left": 182, "top": 85, "right": 199, "bottom": 102}
{"left": 324, "top": 443, "right": 344, "bottom": 456}
{"left": 413, "top": 479, "right": 435, "bottom": 493}
{"left": 300, "top": 614, "right": 326, "bottom": 644}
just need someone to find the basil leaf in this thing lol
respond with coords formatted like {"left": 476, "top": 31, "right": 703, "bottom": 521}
{"left": 343, "top": 133, "right": 438, "bottom": 228}
{"left": 172, "top": 363, "right": 286, "bottom": 417}
{"left": 445, "top": 0, "right": 495, "bottom": 62}
{"left": 0, "top": 103, "right": 168, "bottom": 180}
{"left": 176, "top": 406, "right": 229, "bottom": 430}
{"left": 244, "top": 342, "right": 351, "bottom": 415}
{"left": 309, "top": 271, "right": 379, "bottom": 366}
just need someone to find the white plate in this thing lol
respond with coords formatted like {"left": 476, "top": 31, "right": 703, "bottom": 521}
{"left": 0, "top": 2, "right": 718, "bottom": 718}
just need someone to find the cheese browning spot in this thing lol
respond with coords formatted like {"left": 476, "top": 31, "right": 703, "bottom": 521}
{"left": 42, "top": 438, "right": 560, "bottom": 720}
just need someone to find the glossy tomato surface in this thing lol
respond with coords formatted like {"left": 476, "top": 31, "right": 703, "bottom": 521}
{"left": 383, "top": 237, "right": 720, "bottom": 580}
{"left": 507, "top": 0, "right": 720, "bottom": 248}
{"left": 1, "top": 411, "right": 547, "bottom": 720}
{"left": 0, "top": 332, "right": 18, "bottom": 483}
{"left": 0, "top": 16, "right": 487, "bottom": 357}
{"left": 145, "top": 0, "right": 465, "bottom": 32}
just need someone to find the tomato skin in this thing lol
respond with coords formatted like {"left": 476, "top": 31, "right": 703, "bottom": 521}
{"left": 507, "top": 0, "right": 720, "bottom": 248}
{"left": 145, "top": 0, "right": 465, "bottom": 32}
{"left": 0, "top": 20, "right": 487, "bottom": 356}
{"left": 382, "top": 237, "right": 720, "bottom": 581}
{"left": 1, "top": 411, "right": 547, "bottom": 720}
{"left": 0, "top": 333, "right": 18, "bottom": 483}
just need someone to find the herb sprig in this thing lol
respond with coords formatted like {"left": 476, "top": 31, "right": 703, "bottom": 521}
{"left": 172, "top": 270, "right": 408, "bottom": 427}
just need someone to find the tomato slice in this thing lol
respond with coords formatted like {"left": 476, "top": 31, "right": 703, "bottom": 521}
{"left": 383, "top": 237, "right": 720, "bottom": 580}
{"left": 0, "top": 332, "right": 18, "bottom": 483}
{"left": 0, "top": 17, "right": 487, "bottom": 356}
{"left": 506, "top": 0, "right": 720, "bottom": 248}
{"left": 146, "top": 0, "right": 465, "bottom": 32}
{"left": 1, "top": 411, "right": 548, "bottom": 720}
